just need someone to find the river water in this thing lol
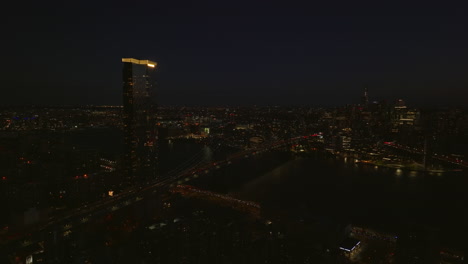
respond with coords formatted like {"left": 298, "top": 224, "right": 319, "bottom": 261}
{"left": 64, "top": 128, "right": 468, "bottom": 246}
{"left": 229, "top": 153, "right": 468, "bottom": 246}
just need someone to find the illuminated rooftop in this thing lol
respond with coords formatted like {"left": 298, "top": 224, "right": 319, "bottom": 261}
{"left": 122, "top": 58, "right": 157, "bottom": 68}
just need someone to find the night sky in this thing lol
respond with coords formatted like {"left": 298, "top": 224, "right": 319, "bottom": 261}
{"left": 4, "top": 1, "right": 468, "bottom": 106}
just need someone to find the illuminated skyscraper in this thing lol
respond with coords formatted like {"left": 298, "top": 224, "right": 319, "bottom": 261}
{"left": 122, "top": 58, "right": 158, "bottom": 185}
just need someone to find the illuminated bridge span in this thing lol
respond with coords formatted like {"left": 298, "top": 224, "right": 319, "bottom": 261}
{"left": 384, "top": 142, "right": 468, "bottom": 168}
{"left": 171, "top": 185, "right": 260, "bottom": 209}
{"left": 1, "top": 135, "right": 313, "bottom": 252}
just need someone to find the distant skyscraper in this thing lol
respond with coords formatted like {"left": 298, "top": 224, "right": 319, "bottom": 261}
{"left": 122, "top": 58, "right": 158, "bottom": 185}
{"left": 361, "top": 87, "right": 369, "bottom": 107}
{"left": 395, "top": 98, "right": 406, "bottom": 107}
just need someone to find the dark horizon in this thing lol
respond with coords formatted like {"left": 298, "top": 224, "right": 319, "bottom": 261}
{"left": 3, "top": 1, "right": 468, "bottom": 106}
{"left": 0, "top": 100, "right": 467, "bottom": 109}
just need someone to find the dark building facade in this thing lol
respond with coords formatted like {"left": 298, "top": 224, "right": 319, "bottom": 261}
{"left": 122, "top": 58, "right": 158, "bottom": 185}
{"left": 361, "top": 87, "right": 369, "bottom": 108}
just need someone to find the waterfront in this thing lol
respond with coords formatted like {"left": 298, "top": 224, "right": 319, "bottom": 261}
{"left": 63, "top": 128, "right": 468, "bottom": 248}
{"left": 229, "top": 153, "right": 467, "bottom": 247}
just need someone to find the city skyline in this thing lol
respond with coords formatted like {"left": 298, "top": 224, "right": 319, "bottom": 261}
{"left": 2, "top": 2, "right": 468, "bottom": 263}
{"left": 3, "top": 2, "right": 468, "bottom": 107}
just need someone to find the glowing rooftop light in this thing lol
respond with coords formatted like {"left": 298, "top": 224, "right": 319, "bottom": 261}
{"left": 122, "top": 58, "right": 157, "bottom": 68}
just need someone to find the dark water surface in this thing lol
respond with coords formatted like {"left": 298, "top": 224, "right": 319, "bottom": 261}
{"left": 62, "top": 128, "right": 468, "bottom": 246}
{"left": 63, "top": 127, "right": 123, "bottom": 155}
{"left": 230, "top": 153, "right": 468, "bottom": 245}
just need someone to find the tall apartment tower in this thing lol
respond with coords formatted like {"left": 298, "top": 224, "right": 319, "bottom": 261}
{"left": 122, "top": 58, "right": 158, "bottom": 185}
{"left": 361, "top": 87, "right": 369, "bottom": 107}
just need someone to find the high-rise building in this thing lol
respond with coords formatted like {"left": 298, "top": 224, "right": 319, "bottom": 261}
{"left": 122, "top": 58, "right": 158, "bottom": 185}
{"left": 361, "top": 87, "right": 369, "bottom": 107}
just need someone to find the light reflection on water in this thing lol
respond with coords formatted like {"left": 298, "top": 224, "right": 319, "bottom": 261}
{"left": 231, "top": 153, "right": 467, "bottom": 242}
{"left": 202, "top": 145, "right": 213, "bottom": 162}
{"left": 395, "top": 168, "right": 403, "bottom": 176}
